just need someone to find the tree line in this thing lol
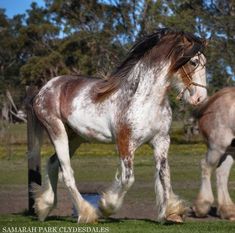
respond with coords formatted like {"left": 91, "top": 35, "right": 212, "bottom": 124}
{"left": 0, "top": 0, "right": 234, "bottom": 113}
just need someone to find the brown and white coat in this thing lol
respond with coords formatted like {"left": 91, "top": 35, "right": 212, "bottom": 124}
{"left": 31, "top": 28, "right": 207, "bottom": 223}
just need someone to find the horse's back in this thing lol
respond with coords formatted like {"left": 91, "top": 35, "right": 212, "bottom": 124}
{"left": 33, "top": 75, "right": 98, "bottom": 127}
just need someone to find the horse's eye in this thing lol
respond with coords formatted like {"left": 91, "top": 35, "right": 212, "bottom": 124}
{"left": 190, "top": 59, "right": 198, "bottom": 67}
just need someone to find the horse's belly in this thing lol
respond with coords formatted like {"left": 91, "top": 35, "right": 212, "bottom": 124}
{"left": 67, "top": 111, "right": 112, "bottom": 143}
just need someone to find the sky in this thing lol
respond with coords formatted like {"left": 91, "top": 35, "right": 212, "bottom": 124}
{"left": 0, "top": 0, "right": 45, "bottom": 18}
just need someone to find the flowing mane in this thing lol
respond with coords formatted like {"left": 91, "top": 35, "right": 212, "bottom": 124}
{"left": 94, "top": 28, "right": 206, "bottom": 101}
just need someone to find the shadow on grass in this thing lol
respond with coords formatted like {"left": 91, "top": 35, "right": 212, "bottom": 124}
{"left": 101, "top": 217, "right": 158, "bottom": 224}
{"left": 100, "top": 217, "right": 188, "bottom": 226}
{"left": 11, "top": 206, "right": 220, "bottom": 225}
{"left": 188, "top": 206, "right": 219, "bottom": 220}
{"left": 171, "top": 137, "right": 203, "bottom": 145}
{"left": 12, "top": 211, "right": 163, "bottom": 225}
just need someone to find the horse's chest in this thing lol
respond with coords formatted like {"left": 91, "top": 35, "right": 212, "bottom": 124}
{"left": 128, "top": 103, "right": 172, "bottom": 142}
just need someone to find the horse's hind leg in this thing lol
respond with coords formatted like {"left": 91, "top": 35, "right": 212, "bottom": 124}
{"left": 193, "top": 146, "right": 227, "bottom": 217}
{"left": 37, "top": 118, "right": 98, "bottom": 223}
{"left": 216, "top": 154, "right": 235, "bottom": 220}
{"left": 193, "top": 157, "right": 214, "bottom": 217}
{"left": 34, "top": 153, "right": 59, "bottom": 221}
{"left": 34, "top": 131, "right": 80, "bottom": 221}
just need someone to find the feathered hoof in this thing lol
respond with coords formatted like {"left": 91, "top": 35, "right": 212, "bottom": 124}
{"left": 193, "top": 199, "right": 212, "bottom": 218}
{"left": 78, "top": 213, "right": 99, "bottom": 224}
{"left": 34, "top": 196, "right": 54, "bottom": 221}
{"left": 166, "top": 214, "right": 183, "bottom": 224}
{"left": 165, "top": 197, "right": 188, "bottom": 223}
{"left": 98, "top": 192, "right": 122, "bottom": 217}
{"left": 98, "top": 200, "right": 117, "bottom": 217}
{"left": 77, "top": 201, "right": 99, "bottom": 224}
{"left": 218, "top": 205, "right": 235, "bottom": 221}
{"left": 31, "top": 183, "right": 56, "bottom": 221}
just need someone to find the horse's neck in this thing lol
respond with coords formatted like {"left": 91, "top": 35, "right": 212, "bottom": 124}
{"left": 121, "top": 61, "right": 170, "bottom": 103}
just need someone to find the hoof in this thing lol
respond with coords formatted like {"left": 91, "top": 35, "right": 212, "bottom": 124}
{"left": 77, "top": 201, "right": 99, "bottom": 224}
{"left": 218, "top": 205, "right": 235, "bottom": 221}
{"left": 193, "top": 199, "right": 212, "bottom": 218}
{"left": 32, "top": 184, "right": 56, "bottom": 221}
{"left": 165, "top": 196, "right": 188, "bottom": 223}
{"left": 166, "top": 214, "right": 183, "bottom": 224}
{"left": 34, "top": 198, "right": 55, "bottom": 221}
{"left": 98, "top": 199, "right": 117, "bottom": 217}
{"left": 78, "top": 214, "right": 99, "bottom": 224}
{"left": 98, "top": 192, "right": 122, "bottom": 217}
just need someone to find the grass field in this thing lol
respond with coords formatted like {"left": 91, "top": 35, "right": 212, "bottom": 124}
{"left": 0, "top": 123, "right": 235, "bottom": 232}
{"left": 1, "top": 214, "right": 235, "bottom": 233}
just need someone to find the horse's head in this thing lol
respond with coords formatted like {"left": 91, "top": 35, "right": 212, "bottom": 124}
{"left": 175, "top": 52, "right": 207, "bottom": 105}
{"left": 168, "top": 32, "right": 208, "bottom": 105}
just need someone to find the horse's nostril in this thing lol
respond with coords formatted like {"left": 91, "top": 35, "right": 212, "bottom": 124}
{"left": 197, "top": 97, "right": 201, "bottom": 103}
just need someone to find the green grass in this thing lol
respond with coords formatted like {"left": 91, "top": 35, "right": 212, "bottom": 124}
{"left": 0, "top": 214, "right": 235, "bottom": 233}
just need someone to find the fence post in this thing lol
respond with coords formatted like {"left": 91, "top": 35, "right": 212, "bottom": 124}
{"left": 26, "top": 86, "right": 41, "bottom": 215}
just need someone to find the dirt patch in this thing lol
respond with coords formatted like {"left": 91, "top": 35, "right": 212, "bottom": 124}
{"left": 0, "top": 183, "right": 222, "bottom": 222}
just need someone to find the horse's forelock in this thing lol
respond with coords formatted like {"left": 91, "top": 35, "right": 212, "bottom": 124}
{"left": 168, "top": 35, "right": 206, "bottom": 74}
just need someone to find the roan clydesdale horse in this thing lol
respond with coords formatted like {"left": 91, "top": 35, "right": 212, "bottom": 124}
{"left": 28, "top": 28, "right": 207, "bottom": 223}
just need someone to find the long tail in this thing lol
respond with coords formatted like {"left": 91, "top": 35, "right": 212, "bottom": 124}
{"left": 25, "top": 86, "right": 43, "bottom": 160}
{"left": 25, "top": 86, "right": 44, "bottom": 214}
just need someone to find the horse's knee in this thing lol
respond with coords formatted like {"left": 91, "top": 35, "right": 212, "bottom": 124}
{"left": 122, "top": 174, "right": 135, "bottom": 190}
{"left": 200, "top": 158, "right": 212, "bottom": 174}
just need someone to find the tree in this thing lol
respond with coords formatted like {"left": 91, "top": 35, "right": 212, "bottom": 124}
{"left": 19, "top": 2, "right": 61, "bottom": 85}
{"left": 202, "top": 0, "right": 235, "bottom": 90}
{"left": 0, "top": 0, "right": 234, "bottom": 105}
{"left": 0, "top": 10, "right": 24, "bottom": 91}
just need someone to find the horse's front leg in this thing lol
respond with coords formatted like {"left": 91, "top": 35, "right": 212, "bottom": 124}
{"left": 99, "top": 132, "right": 135, "bottom": 217}
{"left": 150, "top": 135, "right": 186, "bottom": 223}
